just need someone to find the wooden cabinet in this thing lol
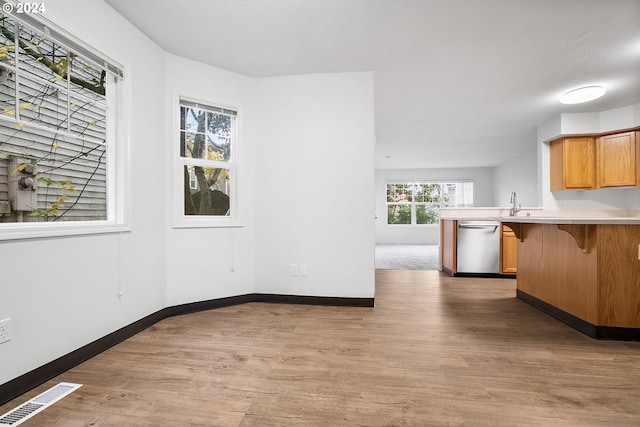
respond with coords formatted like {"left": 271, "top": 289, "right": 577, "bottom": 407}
{"left": 440, "top": 220, "right": 516, "bottom": 277}
{"left": 550, "top": 136, "right": 596, "bottom": 191}
{"left": 597, "top": 131, "right": 636, "bottom": 188}
{"left": 440, "top": 219, "right": 456, "bottom": 275}
{"left": 500, "top": 224, "right": 517, "bottom": 275}
{"left": 550, "top": 130, "right": 640, "bottom": 192}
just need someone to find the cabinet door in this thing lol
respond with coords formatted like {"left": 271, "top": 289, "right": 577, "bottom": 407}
{"left": 550, "top": 137, "right": 596, "bottom": 191}
{"left": 563, "top": 137, "right": 596, "bottom": 189}
{"left": 597, "top": 132, "right": 636, "bottom": 188}
{"left": 500, "top": 224, "right": 517, "bottom": 275}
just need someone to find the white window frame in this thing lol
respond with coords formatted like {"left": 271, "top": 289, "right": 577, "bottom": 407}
{"left": 0, "top": 8, "right": 129, "bottom": 241}
{"left": 386, "top": 181, "right": 474, "bottom": 226}
{"left": 172, "top": 94, "right": 241, "bottom": 229}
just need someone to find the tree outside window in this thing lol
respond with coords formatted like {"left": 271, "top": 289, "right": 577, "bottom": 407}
{"left": 179, "top": 99, "right": 236, "bottom": 217}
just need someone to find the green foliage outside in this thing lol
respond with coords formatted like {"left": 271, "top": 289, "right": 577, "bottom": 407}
{"left": 387, "top": 183, "right": 447, "bottom": 225}
{"left": 387, "top": 204, "right": 411, "bottom": 224}
{"left": 388, "top": 204, "right": 439, "bottom": 225}
{"left": 416, "top": 205, "right": 439, "bottom": 224}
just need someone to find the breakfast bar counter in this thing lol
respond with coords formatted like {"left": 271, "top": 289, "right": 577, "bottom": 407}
{"left": 497, "top": 217, "right": 640, "bottom": 340}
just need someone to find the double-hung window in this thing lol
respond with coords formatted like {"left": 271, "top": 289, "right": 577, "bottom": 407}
{"left": 177, "top": 98, "right": 237, "bottom": 225}
{"left": 0, "top": 9, "right": 125, "bottom": 238}
{"left": 387, "top": 181, "right": 474, "bottom": 225}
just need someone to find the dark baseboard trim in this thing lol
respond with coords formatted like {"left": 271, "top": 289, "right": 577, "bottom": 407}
{"left": 0, "top": 293, "right": 373, "bottom": 407}
{"left": 516, "top": 290, "right": 640, "bottom": 341}
{"left": 442, "top": 270, "right": 515, "bottom": 279}
{"left": 253, "top": 293, "right": 374, "bottom": 307}
{"left": 0, "top": 309, "right": 167, "bottom": 409}
{"left": 441, "top": 267, "right": 454, "bottom": 276}
{"left": 165, "top": 294, "right": 256, "bottom": 318}
{"left": 516, "top": 290, "right": 597, "bottom": 337}
{"left": 454, "top": 272, "right": 500, "bottom": 278}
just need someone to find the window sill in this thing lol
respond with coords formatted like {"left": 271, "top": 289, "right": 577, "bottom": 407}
{"left": 0, "top": 221, "right": 131, "bottom": 242}
{"left": 172, "top": 217, "right": 244, "bottom": 229}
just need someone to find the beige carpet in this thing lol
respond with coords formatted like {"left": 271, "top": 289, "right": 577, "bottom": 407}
{"left": 375, "top": 244, "right": 439, "bottom": 270}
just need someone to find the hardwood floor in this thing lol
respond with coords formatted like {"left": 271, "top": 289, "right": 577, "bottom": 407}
{"left": 3, "top": 270, "right": 640, "bottom": 426}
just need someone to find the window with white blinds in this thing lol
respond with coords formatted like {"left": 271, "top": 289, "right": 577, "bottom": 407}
{"left": 0, "top": 10, "right": 124, "bottom": 226}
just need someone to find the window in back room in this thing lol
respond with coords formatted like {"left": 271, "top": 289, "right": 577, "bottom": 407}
{"left": 386, "top": 181, "right": 474, "bottom": 225}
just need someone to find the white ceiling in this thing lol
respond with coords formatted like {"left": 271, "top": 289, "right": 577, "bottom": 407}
{"left": 104, "top": 0, "right": 640, "bottom": 169}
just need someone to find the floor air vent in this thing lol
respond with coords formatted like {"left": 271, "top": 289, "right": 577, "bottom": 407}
{"left": 0, "top": 382, "right": 82, "bottom": 426}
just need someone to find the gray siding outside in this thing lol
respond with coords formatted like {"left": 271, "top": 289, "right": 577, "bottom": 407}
{"left": 1, "top": 13, "right": 111, "bottom": 223}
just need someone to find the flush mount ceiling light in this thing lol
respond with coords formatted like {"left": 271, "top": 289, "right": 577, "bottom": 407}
{"left": 560, "top": 86, "right": 606, "bottom": 104}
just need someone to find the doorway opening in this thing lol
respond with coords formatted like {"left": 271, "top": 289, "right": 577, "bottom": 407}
{"left": 374, "top": 244, "right": 439, "bottom": 270}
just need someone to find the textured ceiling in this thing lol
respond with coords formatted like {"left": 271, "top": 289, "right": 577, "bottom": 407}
{"left": 105, "top": 0, "right": 640, "bottom": 169}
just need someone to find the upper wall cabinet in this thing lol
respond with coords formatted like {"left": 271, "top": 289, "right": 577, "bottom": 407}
{"left": 550, "top": 136, "right": 596, "bottom": 191}
{"left": 597, "top": 131, "right": 636, "bottom": 188}
{"left": 550, "top": 130, "right": 640, "bottom": 192}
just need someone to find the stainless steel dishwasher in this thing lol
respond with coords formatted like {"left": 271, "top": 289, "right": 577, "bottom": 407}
{"left": 456, "top": 221, "right": 500, "bottom": 274}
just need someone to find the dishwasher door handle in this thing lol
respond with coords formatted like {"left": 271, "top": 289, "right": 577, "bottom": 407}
{"left": 458, "top": 222, "right": 500, "bottom": 230}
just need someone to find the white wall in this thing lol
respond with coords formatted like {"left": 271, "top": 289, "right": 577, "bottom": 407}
{"left": 0, "top": 1, "right": 378, "bottom": 389}
{"left": 163, "top": 54, "right": 256, "bottom": 305}
{"left": 538, "top": 103, "right": 640, "bottom": 213}
{"left": 492, "top": 150, "right": 538, "bottom": 208}
{"left": 375, "top": 167, "right": 494, "bottom": 244}
{"left": 0, "top": 0, "right": 167, "bottom": 385}
{"left": 253, "top": 73, "right": 376, "bottom": 298}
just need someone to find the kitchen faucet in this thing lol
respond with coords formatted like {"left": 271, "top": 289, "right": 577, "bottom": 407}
{"left": 510, "top": 191, "right": 521, "bottom": 216}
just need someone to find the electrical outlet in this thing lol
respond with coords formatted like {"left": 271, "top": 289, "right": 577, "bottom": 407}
{"left": 299, "top": 264, "right": 308, "bottom": 277}
{"left": 0, "top": 318, "right": 11, "bottom": 344}
{"left": 291, "top": 264, "right": 299, "bottom": 276}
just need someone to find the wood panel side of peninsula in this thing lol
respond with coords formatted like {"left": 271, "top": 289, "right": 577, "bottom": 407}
{"left": 515, "top": 222, "right": 640, "bottom": 338}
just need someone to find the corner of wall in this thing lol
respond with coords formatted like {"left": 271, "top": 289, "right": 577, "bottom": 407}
{"left": 537, "top": 115, "right": 562, "bottom": 144}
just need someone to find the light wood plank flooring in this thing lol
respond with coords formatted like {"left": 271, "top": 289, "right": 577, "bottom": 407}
{"left": 3, "top": 270, "right": 640, "bottom": 426}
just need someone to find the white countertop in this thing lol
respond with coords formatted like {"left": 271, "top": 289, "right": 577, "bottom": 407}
{"left": 440, "top": 208, "right": 640, "bottom": 225}
{"left": 496, "top": 216, "right": 640, "bottom": 225}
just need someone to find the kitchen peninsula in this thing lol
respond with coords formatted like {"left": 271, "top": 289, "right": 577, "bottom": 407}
{"left": 501, "top": 215, "right": 640, "bottom": 340}
{"left": 440, "top": 209, "right": 640, "bottom": 340}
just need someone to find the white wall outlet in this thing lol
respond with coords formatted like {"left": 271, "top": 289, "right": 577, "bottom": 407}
{"left": 0, "top": 318, "right": 11, "bottom": 344}
{"left": 299, "top": 264, "right": 308, "bottom": 277}
{"left": 291, "top": 264, "right": 299, "bottom": 276}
